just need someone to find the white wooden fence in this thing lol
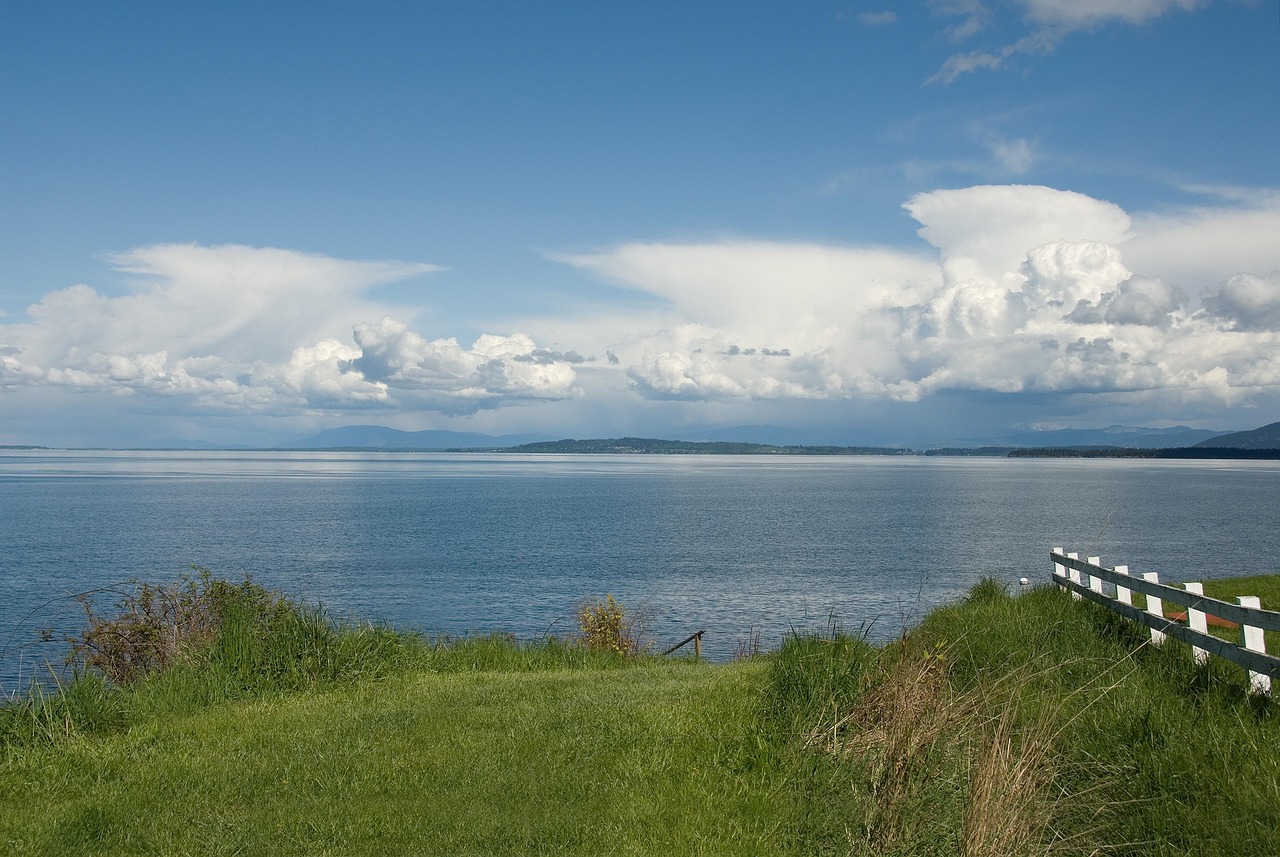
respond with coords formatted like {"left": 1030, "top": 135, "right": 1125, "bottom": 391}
{"left": 1050, "top": 549, "right": 1280, "bottom": 695}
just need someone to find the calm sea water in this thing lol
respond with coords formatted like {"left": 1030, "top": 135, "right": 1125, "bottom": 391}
{"left": 3, "top": 450, "right": 1279, "bottom": 689}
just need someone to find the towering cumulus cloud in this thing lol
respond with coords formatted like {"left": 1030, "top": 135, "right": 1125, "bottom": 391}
{"left": 0, "top": 243, "right": 579, "bottom": 415}
{"left": 3, "top": 184, "right": 1278, "bottom": 435}
{"left": 559, "top": 184, "right": 1280, "bottom": 412}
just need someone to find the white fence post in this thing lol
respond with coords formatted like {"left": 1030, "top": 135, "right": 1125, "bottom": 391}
{"left": 1067, "top": 552, "right": 1083, "bottom": 601}
{"left": 1052, "top": 548, "right": 1066, "bottom": 581}
{"left": 1238, "top": 596, "right": 1271, "bottom": 695}
{"left": 1087, "top": 556, "right": 1104, "bottom": 594}
{"left": 1114, "top": 565, "right": 1131, "bottom": 606}
{"left": 1142, "top": 572, "right": 1166, "bottom": 645}
{"left": 1185, "top": 583, "right": 1209, "bottom": 666}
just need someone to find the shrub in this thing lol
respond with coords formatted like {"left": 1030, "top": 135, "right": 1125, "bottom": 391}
{"left": 66, "top": 569, "right": 283, "bottom": 685}
{"left": 576, "top": 594, "right": 648, "bottom": 657}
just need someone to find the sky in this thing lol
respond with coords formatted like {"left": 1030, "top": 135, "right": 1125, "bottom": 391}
{"left": 2, "top": 1, "right": 1279, "bottom": 447}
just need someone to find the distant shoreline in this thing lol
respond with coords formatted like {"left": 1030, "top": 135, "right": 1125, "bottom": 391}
{"left": 1007, "top": 447, "right": 1280, "bottom": 460}
{"left": 6, "top": 439, "right": 1280, "bottom": 459}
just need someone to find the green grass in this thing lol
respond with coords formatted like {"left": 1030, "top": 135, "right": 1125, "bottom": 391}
{"left": 1202, "top": 574, "right": 1280, "bottom": 653}
{"left": 906, "top": 582, "right": 1280, "bottom": 856}
{"left": 2, "top": 576, "right": 1278, "bottom": 855}
{"left": 2, "top": 661, "right": 783, "bottom": 855}
{"left": 1202, "top": 574, "right": 1280, "bottom": 607}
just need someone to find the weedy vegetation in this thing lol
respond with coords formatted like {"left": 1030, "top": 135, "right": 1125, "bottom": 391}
{"left": 575, "top": 593, "right": 650, "bottom": 657}
{"left": 1, "top": 573, "right": 1277, "bottom": 855}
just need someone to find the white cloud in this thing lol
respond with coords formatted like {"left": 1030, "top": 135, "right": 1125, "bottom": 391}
{"left": 1017, "top": 0, "right": 1204, "bottom": 28}
{"left": 0, "top": 243, "right": 580, "bottom": 416}
{"left": 927, "top": 51, "right": 1004, "bottom": 86}
{"left": 1124, "top": 194, "right": 1280, "bottom": 293}
{"left": 987, "top": 136, "right": 1037, "bottom": 175}
{"left": 857, "top": 11, "right": 899, "bottom": 26}
{"left": 904, "top": 185, "right": 1132, "bottom": 287}
{"left": 554, "top": 184, "right": 1280, "bottom": 413}
{"left": 6, "top": 186, "right": 1278, "bottom": 438}
{"left": 346, "top": 317, "right": 579, "bottom": 413}
{"left": 1201, "top": 271, "right": 1280, "bottom": 331}
{"left": 930, "top": 0, "right": 1209, "bottom": 82}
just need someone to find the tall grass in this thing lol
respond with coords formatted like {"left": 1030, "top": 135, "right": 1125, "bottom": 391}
{"left": 759, "top": 579, "right": 1280, "bottom": 856}
{"left": 1, "top": 576, "right": 665, "bottom": 752}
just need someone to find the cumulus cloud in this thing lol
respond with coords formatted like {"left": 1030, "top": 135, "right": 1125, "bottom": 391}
{"left": 345, "top": 318, "right": 578, "bottom": 413}
{"left": 555, "top": 184, "right": 1280, "bottom": 412}
{"left": 0, "top": 243, "right": 580, "bottom": 415}
{"left": 1201, "top": 271, "right": 1280, "bottom": 331}
{"left": 904, "top": 185, "right": 1131, "bottom": 287}
{"left": 7, "top": 186, "right": 1279, "bottom": 435}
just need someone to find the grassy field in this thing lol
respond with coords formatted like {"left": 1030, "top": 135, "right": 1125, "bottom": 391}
{"left": 2, "top": 576, "right": 1278, "bottom": 855}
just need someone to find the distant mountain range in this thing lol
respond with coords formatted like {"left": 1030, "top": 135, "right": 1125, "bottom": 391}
{"left": 77, "top": 420, "right": 1277, "bottom": 453}
{"left": 680, "top": 423, "right": 1232, "bottom": 449}
{"left": 987, "top": 425, "right": 1230, "bottom": 449}
{"left": 281, "top": 422, "right": 1262, "bottom": 451}
{"left": 284, "top": 425, "right": 555, "bottom": 450}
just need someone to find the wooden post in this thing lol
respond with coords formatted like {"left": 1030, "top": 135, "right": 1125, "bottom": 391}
{"left": 694, "top": 632, "right": 702, "bottom": 660}
{"left": 1238, "top": 596, "right": 1271, "bottom": 695}
{"left": 1067, "top": 552, "right": 1083, "bottom": 601}
{"left": 1087, "top": 556, "right": 1104, "bottom": 594}
{"left": 1185, "top": 582, "right": 1209, "bottom": 666}
{"left": 1052, "top": 547, "right": 1066, "bottom": 581}
{"left": 1142, "top": 572, "right": 1166, "bottom": 645}
{"left": 1114, "top": 565, "right": 1131, "bottom": 606}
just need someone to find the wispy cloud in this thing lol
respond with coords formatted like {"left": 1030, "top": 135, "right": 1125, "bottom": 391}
{"left": 857, "top": 11, "right": 899, "bottom": 26}
{"left": 929, "top": 0, "right": 1209, "bottom": 83}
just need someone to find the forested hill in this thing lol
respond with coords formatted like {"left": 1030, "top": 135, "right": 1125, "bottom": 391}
{"left": 484, "top": 437, "right": 911, "bottom": 455}
{"left": 1193, "top": 420, "right": 1280, "bottom": 450}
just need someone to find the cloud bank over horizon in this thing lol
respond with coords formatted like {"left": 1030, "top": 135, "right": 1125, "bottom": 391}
{"left": 3, "top": 183, "right": 1278, "bottom": 443}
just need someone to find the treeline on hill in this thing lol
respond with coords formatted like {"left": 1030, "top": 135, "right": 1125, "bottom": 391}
{"left": 1010, "top": 447, "right": 1280, "bottom": 459}
{"left": 484, "top": 437, "right": 912, "bottom": 455}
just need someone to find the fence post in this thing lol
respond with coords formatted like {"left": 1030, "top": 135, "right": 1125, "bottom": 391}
{"left": 1087, "top": 556, "right": 1104, "bottom": 594}
{"left": 1238, "top": 596, "right": 1271, "bottom": 695}
{"left": 1142, "top": 572, "right": 1166, "bottom": 645}
{"left": 1114, "top": 565, "right": 1131, "bottom": 606}
{"left": 1067, "top": 552, "right": 1083, "bottom": 601}
{"left": 1185, "top": 582, "right": 1209, "bottom": 666}
{"left": 1052, "top": 548, "right": 1066, "bottom": 581}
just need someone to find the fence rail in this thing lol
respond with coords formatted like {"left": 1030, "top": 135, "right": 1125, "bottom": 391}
{"left": 661, "top": 629, "right": 704, "bottom": 658}
{"left": 1050, "top": 549, "right": 1279, "bottom": 694}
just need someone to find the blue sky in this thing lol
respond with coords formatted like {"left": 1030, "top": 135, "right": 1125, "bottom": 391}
{"left": 3, "top": 1, "right": 1279, "bottom": 447}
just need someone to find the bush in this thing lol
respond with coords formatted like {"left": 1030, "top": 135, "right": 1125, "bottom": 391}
{"left": 576, "top": 594, "right": 648, "bottom": 657}
{"left": 66, "top": 569, "right": 284, "bottom": 685}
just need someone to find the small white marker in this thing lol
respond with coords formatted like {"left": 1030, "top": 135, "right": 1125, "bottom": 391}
{"left": 1018, "top": 577, "right": 1029, "bottom": 586}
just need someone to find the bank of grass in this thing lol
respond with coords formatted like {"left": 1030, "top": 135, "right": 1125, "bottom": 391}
{"left": 2, "top": 576, "right": 1278, "bottom": 855}
{"left": 2, "top": 661, "right": 780, "bottom": 855}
